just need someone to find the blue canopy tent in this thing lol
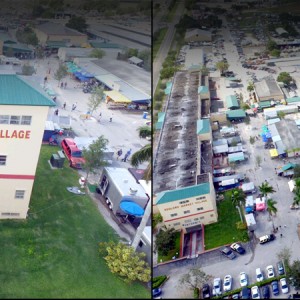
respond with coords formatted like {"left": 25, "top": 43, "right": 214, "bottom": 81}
{"left": 119, "top": 200, "right": 145, "bottom": 217}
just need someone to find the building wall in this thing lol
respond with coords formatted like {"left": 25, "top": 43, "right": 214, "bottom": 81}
{"left": 0, "top": 40, "right": 3, "bottom": 55}
{"left": 0, "top": 105, "right": 49, "bottom": 219}
{"left": 157, "top": 185, "right": 217, "bottom": 231}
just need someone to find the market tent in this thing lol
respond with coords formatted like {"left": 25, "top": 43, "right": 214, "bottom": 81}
{"left": 119, "top": 200, "right": 144, "bottom": 217}
{"left": 228, "top": 152, "right": 245, "bottom": 162}
{"left": 269, "top": 149, "right": 278, "bottom": 158}
{"left": 278, "top": 163, "right": 296, "bottom": 174}
{"left": 255, "top": 197, "right": 266, "bottom": 211}
{"left": 104, "top": 90, "right": 131, "bottom": 103}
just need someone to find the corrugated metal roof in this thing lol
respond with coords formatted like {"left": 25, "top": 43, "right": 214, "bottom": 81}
{"left": 198, "top": 85, "right": 209, "bottom": 94}
{"left": 286, "top": 96, "right": 300, "bottom": 103}
{"left": 228, "top": 152, "right": 245, "bottom": 162}
{"left": 226, "top": 95, "right": 239, "bottom": 109}
{"left": 0, "top": 75, "right": 55, "bottom": 106}
{"left": 155, "top": 112, "right": 165, "bottom": 130}
{"left": 226, "top": 109, "right": 246, "bottom": 119}
{"left": 197, "top": 118, "right": 210, "bottom": 134}
{"left": 156, "top": 183, "right": 210, "bottom": 205}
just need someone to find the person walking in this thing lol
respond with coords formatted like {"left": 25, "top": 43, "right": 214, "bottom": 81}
{"left": 71, "top": 102, "right": 77, "bottom": 112}
{"left": 63, "top": 102, "right": 66, "bottom": 109}
{"left": 54, "top": 109, "right": 59, "bottom": 116}
{"left": 60, "top": 82, "right": 64, "bottom": 88}
{"left": 109, "top": 114, "right": 113, "bottom": 122}
{"left": 64, "top": 82, "right": 67, "bottom": 89}
{"left": 117, "top": 149, "right": 122, "bottom": 160}
{"left": 122, "top": 149, "right": 132, "bottom": 162}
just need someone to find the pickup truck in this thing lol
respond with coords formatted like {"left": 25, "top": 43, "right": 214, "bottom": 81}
{"left": 61, "top": 138, "right": 85, "bottom": 169}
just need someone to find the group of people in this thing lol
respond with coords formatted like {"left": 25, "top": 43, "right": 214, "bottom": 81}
{"left": 60, "top": 82, "right": 68, "bottom": 89}
{"left": 116, "top": 149, "right": 132, "bottom": 162}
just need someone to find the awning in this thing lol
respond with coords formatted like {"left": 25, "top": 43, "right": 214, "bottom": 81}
{"left": 288, "top": 180, "right": 295, "bottom": 192}
{"left": 104, "top": 90, "right": 131, "bottom": 103}
{"left": 119, "top": 200, "right": 144, "bottom": 217}
{"left": 269, "top": 149, "right": 278, "bottom": 158}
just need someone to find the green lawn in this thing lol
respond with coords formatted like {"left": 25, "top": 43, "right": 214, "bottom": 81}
{"left": 0, "top": 146, "right": 150, "bottom": 299}
{"left": 157, "top": 232, "right": 181, "bottom": 263}
{"left": 204, "top": 195, "right": 249, "bottom": 250}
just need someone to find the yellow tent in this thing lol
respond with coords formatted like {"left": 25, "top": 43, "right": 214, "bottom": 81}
{"left": 104, "top": 90, "right": 132, "bottom": 103}
{"left": 269, "top": 149, "right": 278, "bottom": 158}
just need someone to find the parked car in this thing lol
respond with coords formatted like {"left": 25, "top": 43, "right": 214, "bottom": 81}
{"left": 223, "top": 275, "right": 232, "bottom": 292}
{"left": 152, "top": 288, "right": 162, "bottom": 298}
{"left": 220, "top": 247, "right": 237, "bottom": 259}
{"left": 202, "top": 283, "right": 211, "bottom": 299}
{"left": 271, "top": 280, "right": 279, "bottom": 296}
{"left": 266, "top": 265, "right": 275, "bottom": 278}
{"left": 280, "top": 278, "right": 289, "bottom": 294}
{"left": 277, "top": 261, "right": 285, "bottom": 275}
{"left": 262, "top": 285, "right": 270, "bottom": 299}
{"left": 239, "top": 272, "right": 248, "bottom": 287}
{"left": 61, "top": 138, "right": 85, "bottom": 169}
{"left": 256, "top": 267, "right": 264, "bottom": 282}
{"left": 241, "top": 287, "right": 251, "bottom": 299}
{"left": 251, "top": 286, "right": 261, "bottom": 299}
{"left": 259, "top": 234, "right": 275, "bottom": 244}
{"left": 212, "top": 278, "right": 222, "bottom": 296}
{"left": 231, "top": 242, "right": 246, "bottom": 254}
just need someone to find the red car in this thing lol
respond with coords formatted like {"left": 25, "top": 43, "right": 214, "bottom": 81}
{"left": 61, "top": 138, "right": 85, "bottom": 169}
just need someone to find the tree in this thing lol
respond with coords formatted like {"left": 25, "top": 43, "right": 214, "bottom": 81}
{"left": 231, "top": 188, "right": 246, "bottom": 207}
{"left": 270, "top": 49, "right": 281, "bottom": 57}
{"left": 82, "top": 135, "right": 109, "bottom": 183}
{"left": 89, "top": 48, "right": 106, "bottom": 59}
{"left": 293, "top": 187, "right": 300, "bottom": 206}
{"left": 266, "top": 198, "right": 277, "bottom": 230}
{"left": 293, "top": 164, "right": 300, "bottom": 179}
{"left": 66, "top": 16, "right": 88, "bottom": 33}
{"left": 137, "top": 126, "right": 151, "bottom": 139}
{"left": 266, "top": 39, "right": 278, "bottom": 52}
{"left": 277, "top": 72, "right": 292, "bottom": 85}
{"left": 247, "top": 81, "right": 254, "bottom": 93}
{"left": 137, "top": 49, "right": 151, "bottom": 71}
{"left": 87, "top": 87, "right": 104, "bottom": 116}
{"left": 22, "top": 64, "right": 35, "bottom": 76}
{"left": 287, "top": 260, "right": 300, "bottom": 289}
{"left": 98, "top": 241, "right": 151, "bottom": 284}
{"left": 258, "top": 181, "right": 275, "bottom": 198}
{"left": 277, "top": 247, "right": 292, "bottom": 270}
{"left": 277, "top": 111, "right": 286, "bottom": 120}
{"left": 54, "top": 64, "right": 68, "bottom": 87}
{"left": 155, "top": 227, "right": 176, "bottom": 256}
{"left": 215, "top": 61, "right": 229, "bottom": 74}
{"left": 179, "top": 268, "right": 212, "bottom": 290}
{"left": 131, "top": 144, "right": 151, "bottom": 181}
{"left": 153, "top": 213, "right": 163, "bottom": 229}
{"left": 160, "top": 67, "right": 177, "bottom": 79}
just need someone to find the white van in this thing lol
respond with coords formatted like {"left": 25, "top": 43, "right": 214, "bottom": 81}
{"left": 256, "top": 268, "right": 264, "bottom": 282}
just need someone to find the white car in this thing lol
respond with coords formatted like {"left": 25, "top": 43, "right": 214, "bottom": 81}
{"left": 280, "top": 277, "right": 289, "bottom": 294}
{"left": 266, "top": 265, "right": 275, "bottom": 278}
{"left": 223, "top": 275, "right": 232, "bottom": 292}
{"left": 212, "top": 278, "right": 222, "bottom": 296}
{"left": 256, "top": 268, "right": 264, "bottom": 282}
{"left": 239, "top": 272, "right": 248, "bottom": 287}
{"left": 251, "top": 285, "right": 261, "bottom": 299}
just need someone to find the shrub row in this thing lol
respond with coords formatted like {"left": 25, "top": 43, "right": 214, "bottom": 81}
{"left": 153, "top": 275, "right": 167, "bottom": 289}
{"left": 194, "top": 287, "right": 199, "bottom": 299}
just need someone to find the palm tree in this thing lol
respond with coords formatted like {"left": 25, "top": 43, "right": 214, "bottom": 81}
{"left": 267, "top": 199, "right": 277, "bottom": 231}
{"left": 231, "top": 188, "right": 246, "bottom": 207}
{"left": 293, "top": 188, "right": 300, "bottom": 206}
{"left": 131, "top": 144, "right": 151, "bottom": 180}
{"left": 258, "top": 181, "right": 275, "bottom": 198}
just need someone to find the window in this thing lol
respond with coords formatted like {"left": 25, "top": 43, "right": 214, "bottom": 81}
{"left": 0, "top": 115, "right": 9, "bottom": 124}
{"left": 173, "top": 222, "right": 181, "bottom": 226}
{"left": 21, "top": 116, "right": 32, "bottom": 125}
{"left": 15, "top": 190, "right": 25, "bottom": 199}
{"left": 10, "top": 115, "right": 20, "bottom": 125}
{"left": 200, "top": 216, "right": 205, "bottom": 219}
{"left": 170, "top": 213, "right": 177, "bottom": 217}
{"left": 183, "top": 210, "right": 190, "bottom": 214}
{"left": 0, "top": 155, "right": 7, "bottom": 166}
{"left": 197, "top": 207, "right": 204, "bottom": 211}
{"left": 179, "top": 200, "right": 189, "bottom": 204}
{"left": 196, "top": 196, "right": 206, "bottom": 200}
{"left": 1, "top": 212, "right": 20, "bottom": 216}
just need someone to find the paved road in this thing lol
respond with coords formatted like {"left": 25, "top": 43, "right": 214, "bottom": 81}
{"left": 152, "top": 0, "right": 184, "bottom": 93}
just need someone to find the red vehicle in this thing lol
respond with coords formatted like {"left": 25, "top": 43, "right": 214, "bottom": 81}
{"left": 61, "top": 138, "right": 85, "bottom": 169}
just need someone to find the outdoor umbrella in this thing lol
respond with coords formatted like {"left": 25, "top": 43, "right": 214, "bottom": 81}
{"left": 119, "top": 200, "right": 145, "bottom": 217}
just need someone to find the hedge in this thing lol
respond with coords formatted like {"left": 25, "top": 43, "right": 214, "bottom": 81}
{"left": 153, "top": 275, "right": 167, "bottom": 289}
{"left": 194, "top": 287, "right": 199, "bottom": 299}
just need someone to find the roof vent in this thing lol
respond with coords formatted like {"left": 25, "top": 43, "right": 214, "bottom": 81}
{"left": 129, "top": 188, "right": 137, "bottom": 195}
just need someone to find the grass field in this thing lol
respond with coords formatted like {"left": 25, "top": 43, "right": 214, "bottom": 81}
{"left": 204, "top": 195, "right": 249, "bottom": 250}
{"left": 157, "top": 232, "right": 181, "bottom": 263}
{"left": 0, "top": 146, "right": 150, "bottom": 299}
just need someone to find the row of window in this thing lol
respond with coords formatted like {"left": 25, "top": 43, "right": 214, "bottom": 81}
{"left": 179, "top": 200, "right": 189, "bottom": 204}
{"left": 170, "top": 208, "right": 206, "bottom": 218}
{"left": 1, "top": 212, "right": 20, "bottom": 216}
{"left": 0, "top": 155, "right": 6, "bottom": 166}
{"left": 0, "top": 115, "right": 32, "bottom": 125}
